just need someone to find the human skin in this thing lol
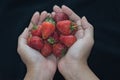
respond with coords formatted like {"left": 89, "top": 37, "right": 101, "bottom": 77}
{"left": 17, "top": 5, "right": 99, "bottom": 80}
{"left": 53, "top": 5, "right": 99, "bottom": 80}
{"left": 17, "top": 11, "right": 57, "bottom": 80}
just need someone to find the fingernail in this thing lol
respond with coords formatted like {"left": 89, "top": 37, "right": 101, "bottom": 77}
{"left": 53, "top": 5, "right": 59, "bottom": 10}
{"left": 42, "top": 11, "right": 47, "bottom": 14}
{"left": 82, "top": 16, "right": 88, "bottom": 22}
{"left": 54, "top": 5, "right": 59, "bottom": 8}
{"left": 47, "top": 13, "right": 51, "bottom": 17}
{"left": 62, "top": 5, "right": 66, "bottom": 8}
{"left": 81, "top": 16, "right": 88, "bottom": 29}
{"left": 34, "top": 11, "right": 39, "bottom": 15}
{"left": 51, "top": 12, "right": 55, "bottom": 15}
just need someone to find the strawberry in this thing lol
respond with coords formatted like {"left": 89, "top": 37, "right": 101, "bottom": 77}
{"left": 54, "top": 12, "right": 69, "bottom": 22}
{"left": 53, "top": 43, "right": 67, "bottom": 57}
{"left": 60, "top": 35, "right": 77, "bottom": 47}
{"left": 31, "top": 25, "right": 42, "bottom": 37}
{"left": 57, "top": 20, "right": 77, "bottom": 35}
{"left": 41, "top": 17, "right": 55, "bottom": 39}
{"left": 47, "top": 31, "right": 59, "bottom": 44}
{"left": 41, "top": 42, "right": 52, "bottom": 57}
{"left": 27, "top": 36, "right": 44, "bottom": 51}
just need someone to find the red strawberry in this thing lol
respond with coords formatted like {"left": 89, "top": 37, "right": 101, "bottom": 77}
{"left": 47, "top": 31, "right": 59, "bottom": 44}
{"left": 57, "top": 20, "right": 77, "bottom": 35}
{"left": 31, "top": 25, "right": 42, "bottom": 37}
{"left": 53, "top": 43, "right": 67, "bottom": 57}
{"left": 42, "top": 17, "right": 55, "bottom": 39}
{"left": 27, "top": 36, "right": 44, "bottom": 51}
{"left": 60, "top": 35, "right": 77, "bottom": 47}
{"left": 41, "top": 42, "right": 52, "bottom": 57}
{"left": 54, "top": 12, "right": 69, "bottom": 22}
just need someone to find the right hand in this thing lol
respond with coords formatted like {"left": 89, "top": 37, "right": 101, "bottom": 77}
{"left": 53, "top": 5, "right": 99, "bottom": 80}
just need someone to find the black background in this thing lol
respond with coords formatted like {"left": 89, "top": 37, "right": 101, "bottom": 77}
{"left": 0, "top": 0, "right": 120, "bottom": 80}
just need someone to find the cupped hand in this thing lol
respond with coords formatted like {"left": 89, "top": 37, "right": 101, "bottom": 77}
{"left": 53, "top": 5, "right": 98, "bottom": 80}
{"left": 17, "top": 11, "right": 57, "bottom": 80}
{"left": 53, "top": 5, "right": 94, "bottom": 62}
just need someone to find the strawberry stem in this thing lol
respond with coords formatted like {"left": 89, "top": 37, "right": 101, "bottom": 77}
{"left": 70, "top": 22, "right": 78, "bottom": 31}
{"left": 45, "top": 17, "right": 55, "bottom": 25}
{"left": 61, "top": 48, "right": 67, "bottom": 57}
{"left": 47, "top": 37, "right": 55, "bottom": 44}
{"left": 32, "top": 25, "right": 38, "bottom": 30}
{"left": 31, "top": 21, "right": 38, "bottom": 30}
{"left": 70, "top": 25, "right": 75, "bottom": 31}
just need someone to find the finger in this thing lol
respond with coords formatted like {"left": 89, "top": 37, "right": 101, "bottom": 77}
{"left": 51, "top": 12, "right": 55, "bottom": 18}
{"left": 28, "top": 11, "right": 40, "bottom": 31}
{"left": 18, "top": 28, "right": 28, "bottom": 44}
{"left": 61, "top": 5, "right": 81, "bottom": 22}
{"left": 81, "top": 16, "right": 94, "bottom": 38}
{"left": 53, "top": 5, "right": 62, "bottom": 12}
{"left": 75, "top": 19, "right": 84, "bottom": 39}
{"left": 75, "top": 29, "right": 84, "bottom": 39}
{"left": 47, "top": 13, "right": 51, "bottom": 17}
{"left": 38, "top": 11, "right": 48, "bottom": 25}
{"left": 76, "top": 19, "right": 82, "bottom": 29}
{"left": 18, "top": 28, "right": 28, "bottom": 51}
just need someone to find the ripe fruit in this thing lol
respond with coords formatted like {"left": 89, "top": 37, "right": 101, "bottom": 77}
{"left": 53, "top": 43, "right": 66, "bottom": 57}
{"left": 41, "top": 17, "right": 55, "bottom": 39}
{"left": 31, "top": 25, "right": 42, "bottom": 37}
{"left": 57, "top": 20, "right": 77, "bottom": 35}
{"left": 41, "top": 42, "right": 52, "bottom": 57}
{"left": 54, "top": 12, "right": 69, "bottom": 22}
{"left": 27, "top": 13, "right": 78, "bottom": 57}
{"left": 27, "top": 36, "right": 44, "bottom": 51}
{"left": 60, "top": 35, "right": 77, "bottom": 47}
{"left": 47, "top": 31, "right": 59, "bottom": 44}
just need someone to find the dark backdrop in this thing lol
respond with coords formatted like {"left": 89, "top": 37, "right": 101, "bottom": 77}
{"left": 0, "top": 0, "right": 120, "bottom": 80}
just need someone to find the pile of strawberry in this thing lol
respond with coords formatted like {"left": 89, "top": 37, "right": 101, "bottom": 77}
{"left": 27, "top": 12, "right": 78, "bottom": 57}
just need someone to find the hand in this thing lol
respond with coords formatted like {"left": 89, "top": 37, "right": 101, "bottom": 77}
{"left": 53, "top": 5, "right": 99, "bottom": 80}
{"left": 17, "top": 11, "right": 57, "bottom": 80}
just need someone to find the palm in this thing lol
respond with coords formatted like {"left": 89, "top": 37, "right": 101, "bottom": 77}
{"left": 17, "top": 11, "right": 57, "bottom": 79}
{"left": 53, "top": 5, "right": 94, "bottom": 61}
{"left": 52, "top": 6, "right": 94, "bottom": 78}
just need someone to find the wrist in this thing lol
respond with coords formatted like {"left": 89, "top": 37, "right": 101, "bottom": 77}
{"left": 66, "top": 63, "right": 99, "bottom": 80}
{"left": 58, "top": 57, "right": 88, "bottom": 80}
{"left": 24, "top": 65, "right": 53, "bottom": 80}
{"left": 61, "top": 60, "right": 99, "bottom": 80}
{"left": 64, "top": 63, "right": 87, "bottom": 80}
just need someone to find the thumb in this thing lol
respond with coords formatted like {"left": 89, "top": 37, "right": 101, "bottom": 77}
{"left": 81, "top": 16, "right": 94, "bottom": 39}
